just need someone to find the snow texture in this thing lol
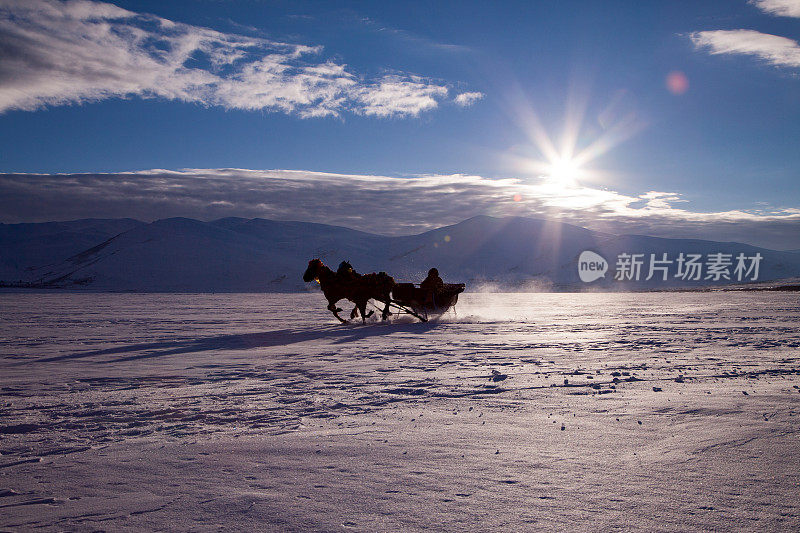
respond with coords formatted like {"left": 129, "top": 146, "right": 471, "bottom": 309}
{"left": 1, "top": 292, "right": 799, "bottom": 530}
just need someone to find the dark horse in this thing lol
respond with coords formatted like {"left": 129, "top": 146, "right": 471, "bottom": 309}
{"left": 303, "top": 259, "right": 394, "bottom": 323}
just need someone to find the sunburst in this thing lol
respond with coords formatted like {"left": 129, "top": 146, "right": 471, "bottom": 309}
{"left": 501, "top": 82, "right": 644, "bottom": 191}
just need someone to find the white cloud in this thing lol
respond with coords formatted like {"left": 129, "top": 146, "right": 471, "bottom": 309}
{"left": 356, "top": 76, "right": 448, "bottom": 118}
{"left": 0, "top": 0, "right": 475, "bottom": 117}
{"left": 750, "top": 0, "right": 800, "bottom": 17}
{"left": 2, "top": 168, "right": 800, "bottom": 249}
{"left": 454, "top": 92, "right": 484, "bottom": 107}
{"left": 691, "top": 29, "right": 800, "bottom": 69}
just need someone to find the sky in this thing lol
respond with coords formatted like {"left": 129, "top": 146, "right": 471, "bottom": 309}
{"left": 1, "top": 0, "right": 799, "bottom": 249}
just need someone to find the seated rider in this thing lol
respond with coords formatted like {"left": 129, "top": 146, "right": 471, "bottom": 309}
{"left": 421, "top": 267, "right": 444, "bottom": 291}
{"left": 420, "top": 268, "right": 444, "bottom": 306}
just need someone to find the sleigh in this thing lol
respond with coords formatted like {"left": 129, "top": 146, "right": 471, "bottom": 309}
{"left": 390, "top": 282, "right": 466, "bottom": 320}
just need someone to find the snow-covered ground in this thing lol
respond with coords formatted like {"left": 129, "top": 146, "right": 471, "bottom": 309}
{"left": 1, "top": 292, "right": 799, "bottom": 531}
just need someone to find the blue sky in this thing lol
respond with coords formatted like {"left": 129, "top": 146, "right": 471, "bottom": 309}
{"left": 1, "top": 0, "right": 799, "bottom": 248}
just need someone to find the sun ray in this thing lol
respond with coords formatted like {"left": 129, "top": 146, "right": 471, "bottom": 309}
{"left": 572, "top": 111, "right": 645, "bottom": 169}
{"left": 559, "top": 81, "right": 591, "bottom": 162}
{"left": 498, "top": 79, "right": 645, "bottom": 196}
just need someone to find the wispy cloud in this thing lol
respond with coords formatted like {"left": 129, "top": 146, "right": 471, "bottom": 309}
{"left": 356, "top": 76, "right": 448, "bottom": 117}
{"left": 692, "top": 1, "right": 800, "bottom": 70}
{"left": 0, "top": 0, "right": 476, "bottom": 117}
{"left": 691, "top": 30, "right": 800, "bottom": 69}
{"left": 355, "top": 15, "right": 471, "bottom": 54}
{"left": 454, "top": 92, "right": 484, "bottom": 107}
{"left": 750, "top": 0, "right": 800, "bottom": 17}
{"left": 2, "top": 169, "right": 799, "bottom": 250}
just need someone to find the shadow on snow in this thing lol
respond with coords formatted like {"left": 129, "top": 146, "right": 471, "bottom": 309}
{"left": 25, "top": 321, "right": 441, "bottom": 364}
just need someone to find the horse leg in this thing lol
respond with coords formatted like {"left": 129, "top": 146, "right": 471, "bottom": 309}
{"left": 359, "top": 301, "right": 370, "bottom": 324}
{"left": 350, "top": 305, "right": 359, "bottom": 319}
{"left": 323, "top": 292, "right": 343, "bottom": 313}
{"left": 327, "top": 302, "right": 346, "bottom": 323}
{"left": 380, "top": 298, "right": 391, "bottom": 320}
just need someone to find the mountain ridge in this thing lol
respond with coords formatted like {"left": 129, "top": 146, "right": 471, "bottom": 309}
{"left": 2, "top": 215, "right": 799, "bottom": 292}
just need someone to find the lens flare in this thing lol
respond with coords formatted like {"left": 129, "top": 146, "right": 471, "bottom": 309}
{"left": 666, "top": 71, "right": 689, "bottom": 95}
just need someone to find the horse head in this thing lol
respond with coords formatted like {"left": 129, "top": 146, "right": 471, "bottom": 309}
{"left": 303, "top": 258, "right": 324, "bottom": 282}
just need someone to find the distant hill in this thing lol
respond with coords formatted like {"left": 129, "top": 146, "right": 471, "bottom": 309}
{"left": 2, "top": 215, "right": 799, "bottom": 291}
{"left": 0, "top": 218, "right": 144, "bottom": 283}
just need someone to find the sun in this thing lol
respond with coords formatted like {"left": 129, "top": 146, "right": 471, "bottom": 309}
{"left": 546, "top": 156, "right": 581, "bottom": 183}
{"left": 501, "top": 85, "right": 646, "bottom": 194}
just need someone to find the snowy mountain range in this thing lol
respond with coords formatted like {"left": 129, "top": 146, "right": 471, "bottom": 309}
{"left": 2, "top": 215, "right": 799, "bottom": 291}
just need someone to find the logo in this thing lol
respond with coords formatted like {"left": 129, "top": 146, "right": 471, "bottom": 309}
{"left": 576, "top": 251, "right": 762, "bottom": 283}
{"left": 578, "top": 251, "right": 608, "bottom": 283}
